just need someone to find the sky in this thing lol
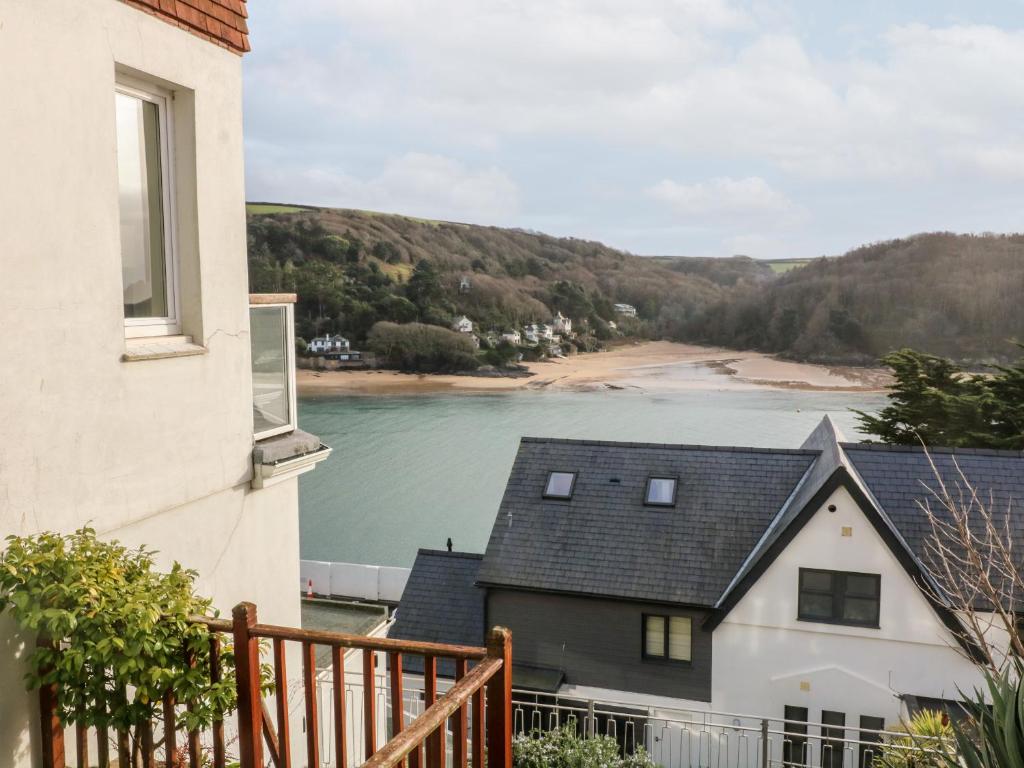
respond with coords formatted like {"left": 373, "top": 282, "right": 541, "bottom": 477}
{"left": 242, "top": 1, "right": 1024, "bottom": 259}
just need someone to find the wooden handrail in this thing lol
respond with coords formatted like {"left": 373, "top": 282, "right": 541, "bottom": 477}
{"left": 361, "top": 657, "right": 504, "bottom": 768}
{"left": 251, "top": 622, "right": 489, "bottom": 659}
{"left": 188, "top": 614, "right": 232, "bottom": 633}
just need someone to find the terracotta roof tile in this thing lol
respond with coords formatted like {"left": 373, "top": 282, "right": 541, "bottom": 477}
{"left": 118, "top": 0, "right": 249, "bottom": 54}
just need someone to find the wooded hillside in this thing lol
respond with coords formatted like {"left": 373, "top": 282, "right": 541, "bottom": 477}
{"left": 246, "top": 205, "right": 771, "bottom": 345}
{"left": 247, "top": 206, "right": 1023, "bottom": 364}
{"left": 680, "top": 233, "right": 1024, "bottom": 365}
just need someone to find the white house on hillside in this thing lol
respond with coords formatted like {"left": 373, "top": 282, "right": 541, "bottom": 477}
{"left": 614, "top": 302, "right": 638, "bottom": 317}
{"left": 552, "top": 312, "right": 572, "bottom": 335}
{"left": 500, "top": 330, "right": 521, "bottom": 345}
{"left": 0, "top": 1, "right": 329, "bottom": 760}
{"left": 393, "top": 417, "right": 1021, "bottom": 743}
{"left": 451, "top": 315, "right": 474, "bottom": 334}
{"left": 308, "top": 334, "right": 350, "bottom": 354}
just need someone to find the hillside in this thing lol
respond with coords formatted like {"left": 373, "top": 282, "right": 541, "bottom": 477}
{"left": 246, "top": 205, "right": 771, "bottom": 346}
{"left": 680, "top": 233, "right": 1024, "bottom": 365}
{"left": 247, "top": 206, "right": 1023, "bottom": 365}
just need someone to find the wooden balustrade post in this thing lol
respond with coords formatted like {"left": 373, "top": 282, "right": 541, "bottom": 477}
{"left": 38, "top": 646, "right": 65, "bottom": 768}
{"left": 484, "top": 628, "right": 512, "bottom": 768}
{"left": 233, "top": 602, "right": 264, "bottom": 768}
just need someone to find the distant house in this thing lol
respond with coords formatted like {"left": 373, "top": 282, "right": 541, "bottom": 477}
{"left": 308, "top": 334, "right": 350, "bottom": 355}
{"left": 451, "top": 315, "right": 474, "bottom": 334}
{"left": 500, "top": 330, "right": 521, "bottom": 345}
{"left": 607, "top": 320, "right": 618, "bottom": 331}
{"left": 614, "top": 303, "right": 637, "bottom": 318}
{"left": 522, "top": 326, "right": 539, "bottom": 345}
{"left": 552, "top": 312, "right": 572, "bottom": 335}
{"left": 391, "top": 417, "right": 1021, "bottom": 731}
{"left": 469, "top": 334, "right": 481, "bottom": 350}
{"left": 459, "top": 276, "right": 472, "bottom": 294}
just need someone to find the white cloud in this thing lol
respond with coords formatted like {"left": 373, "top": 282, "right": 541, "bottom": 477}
{"left": 647, "top": 176, "right": 802, "bottom": 220}
{"left": 247, "top": 153, "right": 520, "bottom": 224}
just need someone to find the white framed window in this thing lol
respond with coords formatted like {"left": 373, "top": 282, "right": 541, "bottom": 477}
{"left": 645, "top": 477, "right": 677, "bottom": 506}
{"left": 543, "top": 471, "right": 576, "bottom": 499}
{"left": 115, "top": 76, "right": 179, "bottom": 336}
{"left": 251, "top": 301, "right": 297, "bottom": 440}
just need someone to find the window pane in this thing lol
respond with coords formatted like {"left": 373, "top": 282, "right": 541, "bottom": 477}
{"left": 668, "top": 616, "right": 691, "bottom": 661}
{"left": 845, "top": 574, "right": 878, "bottom": 597}
{"left": 251, "top": 306, "right": 290, "bottom": 435}
{"left": 821, "top": 711, "right": 846, "bottom": 768}
{"left": 859, "top": 716, "right": 885, "bottom": 768}
{"left": 802, "top": 571, "right": 833, "bottom": 592}
{"left": 545, "top": 472, "right": 575, "bottom": 498}
{"left": 646, "top": 478, "right": 676, "bottom": 505}
{"left": 116, "top": 92, "right": 168, "bottom": 319}
{"left": 783, "top": 706, "right": 809, "bottom": 767}
{"left": 800, "top": 593, "right": 833, "bottom": 619}
{"left": 645, "top": 616, "right": 665, "bottom": 657}
{"left": 843, "top": 597, "right": 878, "bottom": 623}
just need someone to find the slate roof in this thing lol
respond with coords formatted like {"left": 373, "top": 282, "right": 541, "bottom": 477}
{"left": 476, "top": 437, "right": 818, "bottom": 606}
{"left": 390, "top": 549, "right": 485, "bottom": 676}
{"left": 842, "top": 443, "right": 1024, "bottom": 606}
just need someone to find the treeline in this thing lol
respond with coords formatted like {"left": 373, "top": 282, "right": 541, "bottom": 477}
{"left": 246, "top": 206, "right": 756, "bottom": 346}
{"left": 677, "top": 233, "right": 1024, "bottom": 364}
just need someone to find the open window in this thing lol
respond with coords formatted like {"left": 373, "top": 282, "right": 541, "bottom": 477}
{"left": 251, "top": 296, "right": 297, "bottom": 440}
{"left": 115, "top": 76, "right": 179, "bottom": 337}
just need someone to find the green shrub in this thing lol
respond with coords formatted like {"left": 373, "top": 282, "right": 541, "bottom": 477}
{"left": 513, "top": 724, "right": 656, "bottom": 768}
{"left": 0, "top": 527, "right": 255, "bottom": 734}
{"left": 368, "top": 321, "right": 479, "bottom": 372}
{"left": 876, "top": 710, "right": 956, "bottom": 768}
{"left": 948, "top": 666, "right": 1024, "bottom": 768}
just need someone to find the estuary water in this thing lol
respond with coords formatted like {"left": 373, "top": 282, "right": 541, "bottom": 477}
{"left": 297, "top": 385, "right": 886, "bottom": 567}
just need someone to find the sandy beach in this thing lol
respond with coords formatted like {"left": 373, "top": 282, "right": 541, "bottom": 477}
{"left": 297, "top": 341, "right": 891, "bottom": 396}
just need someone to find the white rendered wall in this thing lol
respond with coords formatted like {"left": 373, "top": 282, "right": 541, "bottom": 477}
{"left": 0, "top": 1, "right": 302, "bottom": 764}
{"left": 712, "top": 485, "right": 985, "bottom": 727}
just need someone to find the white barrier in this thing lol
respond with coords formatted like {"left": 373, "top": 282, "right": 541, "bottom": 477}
{"left": 300, "top": 560, "right": 411, "bottom": 602}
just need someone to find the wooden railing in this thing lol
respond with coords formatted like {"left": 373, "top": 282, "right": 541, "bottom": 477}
{"left": 39, "top": 601, "right": 512, "bottom": 768}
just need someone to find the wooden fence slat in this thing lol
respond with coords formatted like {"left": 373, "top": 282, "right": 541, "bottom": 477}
{"left": 37, "top": 642, "right": 64, "bottom": 768}
{"left": 424, "top": 656, "right": 444, "bottom": 768}
{"left": 261, "top": 700, "right": 283, "bottom": 768}
{"left": 333, "top": 646, "right": 349, "bottom": 768}
{"left": 364, "top": 649, "right": 377, "bottom": 759}
{"left": 471, "top": 687, "right": 484, "bottom": 768}
{"left": 163, "top": 692, "right": 177, "bottom": 768}
{"left": 116, "top": 730, "right": 130, "bottom": 768}
{"left": 141, "top": 719, "right": 156, "bottom": 768}
{"left": 233, "top": 603, "right": 264, "bottom": 768}
{"left": 75, "top": 722, "right": 88, "bottom": 768}
{"left": 453, "top": 659, "right": 468, "bottom": 768}
{"left": 96, "top": 723, "right": 110, "bottom": 768}
{"left": 303, "top": 641, "right": 320, "bottom": 768}
{"left": 273, "top": 638, "right": 292, "bottom": 768}
{"left": 209, "top": 635, "right": 225, "bottom": 768}
{"left": 389, "top": 652, "right": 405, "bottom": 768}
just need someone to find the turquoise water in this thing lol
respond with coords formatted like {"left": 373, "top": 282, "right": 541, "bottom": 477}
{"left": 297, "top": 387, "right": 886, "bottom": 567}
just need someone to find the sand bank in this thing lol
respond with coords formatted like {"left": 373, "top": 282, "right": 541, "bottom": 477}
{"left": 297, "top": 342, "right": 891, "bottom": 396}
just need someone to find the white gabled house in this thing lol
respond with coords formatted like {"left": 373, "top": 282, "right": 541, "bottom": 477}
{"left": 500, "top": 330, "right": 521, "bottom": 345}
{"left": 308, "top": 334, "right": 350, "bottom": 354}
{"left": 614, "top": 303, "right": 638, "bottom": 317}
{"left": 451, "top": 315, "right": 474, "bottom": 334}
{"left": 391, "top": 417, "right": 1022, "bottom": 740}
{"left": 552, "top": 312, "right": 573, "bottom": 335}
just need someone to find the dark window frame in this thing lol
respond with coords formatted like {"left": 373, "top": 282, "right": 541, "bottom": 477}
{"left": 644, "top": 476, "right": 678, "bottom": 507}
{"left": 542, "top": 471, "right": 577, "bottom": 500}
{"left": 641, "top": 613, "right": 692, "bottom": 665}
{"left": 798, "top": 568, "right": 881, "bottom": 628}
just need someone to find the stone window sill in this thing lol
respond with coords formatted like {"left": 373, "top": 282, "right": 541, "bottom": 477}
{"left": 121, "top": 335, "right": 208, "bottom": 362}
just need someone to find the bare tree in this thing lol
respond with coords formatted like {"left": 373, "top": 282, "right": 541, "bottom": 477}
{"left": 917, "top": 451, "right": 1024, "bottom": 672}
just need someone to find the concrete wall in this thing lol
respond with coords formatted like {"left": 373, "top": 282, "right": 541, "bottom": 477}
{"left": 0, "top": 1, "right": 302, "bottom": 763}
{"left": 712, "top": 485, "right": 986, "bottom": 726}
{"left": 301, "top": 559, "right": 411, "bottom": 603}
{"left": 488, "top": 589, "right": 712, "bottom": 701}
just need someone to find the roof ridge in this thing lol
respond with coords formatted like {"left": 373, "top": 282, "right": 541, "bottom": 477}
{"left": 519, "top": 436, "right": 820, "bottom": 455}
{"left": 840, "top": 442, "right": 1024, "bottom": 458}
{"left": 417, "top": 549, "right": 484, "bottom": 560}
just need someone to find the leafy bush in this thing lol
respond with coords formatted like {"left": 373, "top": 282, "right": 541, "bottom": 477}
{"left": 513, "top": 724, "right": 656, "bottom": 768}
{"left": 368, "top": 321, "right": 479, "bottom": 372}
{"left": 0, "top": 528, "right": 244, "bottom": 734}
{"left": 948, "top": 666, "right": 1024, "bottom": 768}
{"left": 876, "top": 710, "right": 956, "bottom": 768}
